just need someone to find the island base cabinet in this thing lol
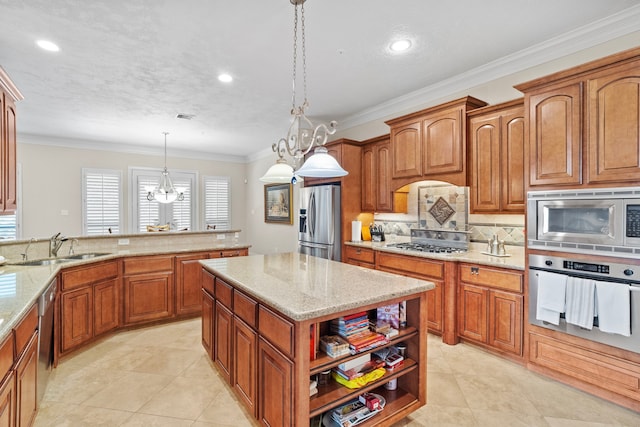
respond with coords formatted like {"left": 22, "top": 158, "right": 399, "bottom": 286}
{"left": 202, "top": 290, "right": 214, "bottom": 360}
{"left": 233, "top": 318, "right": 256, "bottom": 417}
{"left": 214, "top": 302, "right": 233, "bottom": 384}
{"left": 0, "top": 371, "right": 15, "bottom": 427}
{"left": 258, "top": 338, "right": 292, "bottom": 427}
{"left": 15, "top": 332, "right": 37, "bottom": 427}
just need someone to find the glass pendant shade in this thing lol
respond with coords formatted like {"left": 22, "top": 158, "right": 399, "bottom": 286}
{"left": 259, "top": 159, "right": 295, "bottom": 183}
{"left": 153, "top": 169, "right": 180, "bottom": 204}
{"left": 295, "top": 146, "right": 348, "bottom": 178}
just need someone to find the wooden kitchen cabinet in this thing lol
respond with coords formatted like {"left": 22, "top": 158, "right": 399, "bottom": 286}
{"left": 59, "top": 260, "right": 120, "bottom": 356}
{"left": 375, "top": 251, "right": 446, "bottom": 337}
{"left": 457, "top": 263, "right": 523, "bottom": 358}
{"left": 233, "top": 317, "right": 257, "bottom": 416}
{"left": 0, "top": 371, "right": 15, "bottom": 427}
{"left": 361, "top": 135, "right": 393, "bottom": 212}
{"left": 385, "top": 96, "right": 487, "bottom": 188}
{"left": 14, "top": 332, "right": 37, "bottom": 427}
{"left": 201, "top": 289, "right": 214, "bottom": 360}
{"left": 215, "top": 301, "right": 233, "bottom": 384}
{"left": 175, "top": 252, "right": 210, "bottom": 316}
{"left": 0, "top": 67, "right": 22, "bottom": 215}
{"left": 468, "top": 99, "right": 525, "bottom": 213}
{"left": 343, "top": 245, "right": 375, "bottom": 269}
{"left": 587, "top": 59, "right": 640, "bottom": 184}
{"left": 258, "top": 337, "right": 292, "bottom": 427}
{"left": 515, "top": 46, "right": 640, "bottom": 189}
{"left": 60, "top": 288, "right": 93, "bottom": 353}
{"left": 123, "top": 255, "right": 174, "bottom": 325}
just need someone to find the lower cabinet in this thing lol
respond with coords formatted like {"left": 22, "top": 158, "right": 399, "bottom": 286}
{"left": 214, "top": 301, "right": 233, "bottom": 384}
{"left": 175, "top": 252, "right": 211, "bottom": 317}
{"left": 233, "top": 318, "right": 257, "bottom": 416}
{"left": 0, "top": 371, "right": 15, "bottom": 427}
{"left": 258, "top": 338, "right": 292, "bottom": 427}
{"left": 59, "top": 260, "right": 120, "bottom": 356}
{"left": 123, "top": 255, "right": 174, "bottom": 325}
{"left": 201, "top": 289, "right": 214, "bottom": 360}
{"left": 343, "top": 246, "right": 375, "bottom": 269}
{"left": 15, "top": 333, "right": 37, "bottom": 427}
{"left": 457, "top": 263, "right": 523, "bottom": 357}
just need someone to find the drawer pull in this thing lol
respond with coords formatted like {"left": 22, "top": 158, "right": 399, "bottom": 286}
{"left": 471, "top": 267, "right": 479, "bottom": 275}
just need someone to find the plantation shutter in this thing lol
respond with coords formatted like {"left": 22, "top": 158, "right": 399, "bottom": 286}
{"left": 204, "top": 176, "right": 230, "bottom": 230}
{"left": 83, "top": 169, "right": 122, "bottom": 235}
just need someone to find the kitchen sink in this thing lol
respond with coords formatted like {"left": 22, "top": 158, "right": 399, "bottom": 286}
{"left": 13, "top": 258, "right": 75, "bottom": 266}
{"left": 66, "top": 252, "right": 111, "bottom": 260}
{"left": 11, "top": 252, "right": 111, "bottom": 266}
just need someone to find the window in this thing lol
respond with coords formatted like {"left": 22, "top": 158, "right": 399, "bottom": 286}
{"left": 131, "top": 168, "right": 196, "bottom": 233}
{"left": 82, "top": 169, "right": 123, "bottom": 235}
{"left": 203, "top": 176, "right": 231, "bottom": 230}
{"left": 0, "top": 213, "right": 16, "bottom": 241}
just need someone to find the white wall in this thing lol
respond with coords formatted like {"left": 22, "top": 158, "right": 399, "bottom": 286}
{"left": 17, "top": 137, "right": 248, "bottom": 240}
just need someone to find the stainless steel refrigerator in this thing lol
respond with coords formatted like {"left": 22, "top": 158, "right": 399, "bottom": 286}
{"left": 298, "top": 184, "right": 341, "bottom": 261}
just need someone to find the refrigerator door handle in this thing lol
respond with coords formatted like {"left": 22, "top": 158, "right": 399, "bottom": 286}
{"left": 309, "top": 191, "right": 316, "bottom": 237}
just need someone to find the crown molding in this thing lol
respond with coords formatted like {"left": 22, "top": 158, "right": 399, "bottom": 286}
{"left": 340, "top": 4, "right": 640, "bottom": 131}
{"left": 18, "top": 133, "right": 246, "bottom": 164}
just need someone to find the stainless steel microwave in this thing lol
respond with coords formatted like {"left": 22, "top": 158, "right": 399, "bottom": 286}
{"left": 527, "top": 187, "right": 640, "bottom": 256}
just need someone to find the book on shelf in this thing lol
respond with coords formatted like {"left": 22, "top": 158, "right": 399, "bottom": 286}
{"left": 346, "top": 331, "right": 388, "bottom": 353}
{"left": 377, "top": 303, "right": 400, "bottom": 329}
{"left": 338, "top": 353, "right": 370, "bottom": 372}
{"left": 319, "top": 335, "right": 350, "bottom": 358}
{"left": 330, "top": 397, "right": 381, "bottom": 427}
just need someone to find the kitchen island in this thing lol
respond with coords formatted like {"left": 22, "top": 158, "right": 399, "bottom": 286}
{"left": 200, "top": 252, "right": 434, "bottom": 427}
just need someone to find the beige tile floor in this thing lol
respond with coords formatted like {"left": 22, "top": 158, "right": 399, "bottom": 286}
{"left": 34, "top": 318, "right": 640, "bottom": 426}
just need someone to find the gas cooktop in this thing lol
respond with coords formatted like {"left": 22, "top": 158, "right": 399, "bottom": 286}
{"left": 386, "top": 242, "right": 467, "bottom": 254}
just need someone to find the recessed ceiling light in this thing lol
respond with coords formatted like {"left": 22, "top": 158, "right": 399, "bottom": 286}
{"left": 36, "top": 40, "right": 60, "bottom": 52}
{"left": 218, "top": 73, "right": 233, "bottom": 83}
{"left": 390, "top": 39, "right": 412, "bottom": 52}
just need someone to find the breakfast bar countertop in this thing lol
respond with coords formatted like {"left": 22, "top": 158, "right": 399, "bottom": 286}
{"left": 200, "top": 252, "right": 435, "bottom": 322}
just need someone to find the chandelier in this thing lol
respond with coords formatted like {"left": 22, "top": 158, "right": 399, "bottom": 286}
{"left": 146, "top": 132, "right": 185, "bottom": 204}
{"left": 260, "top": 0, "right": 348, "bottom": 184}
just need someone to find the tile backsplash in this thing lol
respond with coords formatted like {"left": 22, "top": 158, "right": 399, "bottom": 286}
{"left": 373, "top": 181, "right": 525, "bottom": 246}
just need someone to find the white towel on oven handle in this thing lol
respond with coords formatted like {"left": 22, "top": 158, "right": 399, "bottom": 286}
{"left": 565, "top": 277, "right": 596, "bottom": 329}
{"left": 536, "top": 271, "right": 567, "bottom": 325}
{"left": 595, "top": 281, "right": 631, "bottom": 337}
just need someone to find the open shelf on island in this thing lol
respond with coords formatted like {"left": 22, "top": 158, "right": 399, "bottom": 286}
{"left": 309, "top": 358, "right": 417, "bottom": 418}
{"left": 310, "top": 326, "right": 418, "bottom": 375}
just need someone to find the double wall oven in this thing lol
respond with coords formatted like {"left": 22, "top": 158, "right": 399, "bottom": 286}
{"left": 527, "top": 187, "right": 640, "bottom": 352}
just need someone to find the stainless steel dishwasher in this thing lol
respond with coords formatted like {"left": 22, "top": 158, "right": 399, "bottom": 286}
{"left": 37, "top": 278, "right": 57, "bottom": 403}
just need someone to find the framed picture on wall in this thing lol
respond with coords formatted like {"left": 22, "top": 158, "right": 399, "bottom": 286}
{"left": 264, "top": 183, "right": 293, "bottom": 224}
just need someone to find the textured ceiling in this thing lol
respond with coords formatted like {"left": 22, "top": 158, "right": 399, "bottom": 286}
{"left": 1, "top": 0, "right": 639, "bottom": 162}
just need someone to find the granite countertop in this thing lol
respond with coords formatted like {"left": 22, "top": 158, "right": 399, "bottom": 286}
{"left": 345, "top": 241, "right": 525, "bottom": 270}
{"left": 200, "top": 252, "right": 435, "bottom": 322}
{"left": 0, "top": 241, "right": 251, "bottom": 346}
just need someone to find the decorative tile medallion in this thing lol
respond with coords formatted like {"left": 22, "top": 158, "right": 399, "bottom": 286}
{"left": 429, "top": 196, "right": 455, "bottom": 225}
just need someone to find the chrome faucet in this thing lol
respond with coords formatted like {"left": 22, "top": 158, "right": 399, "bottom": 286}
{"left": 49, "top": 233, "right": 68, "bottom": 258}
{"left": 21, "top": 238, "right": 36, "bottom": 261}
{"left": 68, "top": 239, "right": 79, "bottom": 256}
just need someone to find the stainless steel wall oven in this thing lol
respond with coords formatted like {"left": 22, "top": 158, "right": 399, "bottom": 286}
{"left": 529, "top": 253, "right": 640, "bottom": 353}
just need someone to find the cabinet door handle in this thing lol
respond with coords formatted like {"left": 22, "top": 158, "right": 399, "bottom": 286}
{"left": 471, "top": 267, "right": 479, "bottom": 275}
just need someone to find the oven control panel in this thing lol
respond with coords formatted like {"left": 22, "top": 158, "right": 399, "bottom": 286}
{"left": 563, "top": 261, "right": 610, "bottom": 274}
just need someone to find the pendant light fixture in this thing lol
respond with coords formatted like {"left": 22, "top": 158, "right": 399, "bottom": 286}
{"left": 147, "top": 132, "right": 185, "bottom": 204}
{"left": 260, "top": 0, "right": 347, "bottom": 183}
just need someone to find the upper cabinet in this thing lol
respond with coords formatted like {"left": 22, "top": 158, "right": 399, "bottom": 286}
{"left": 385, "top": 96, "right": 487, "bottom": 188}
{"left": 515, "top": 46, "right": 640, "bottom": 189}
{"left": 468, "top": 99, "right": 525, "bottom": 214}
{"left": 0, "top": 67, "right": 23, "bottom": 215}
{"left": 361, "top": 134, "right": 392, "bottom": 212}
